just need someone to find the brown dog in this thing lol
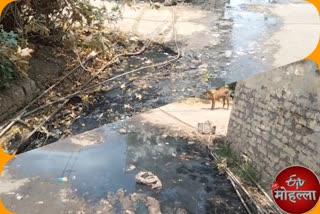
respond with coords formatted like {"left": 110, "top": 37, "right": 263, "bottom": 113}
{"left": 204, "top": 88, "right": 231, "bottom": 110}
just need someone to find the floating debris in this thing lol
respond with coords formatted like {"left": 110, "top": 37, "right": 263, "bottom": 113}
{"left": 119, "top": 128, "right": 127, "bottom": 134}
{"left": 187, "top": 141, "right": 195, "bottom": 145}
{"left": 16, "top": 193, "right": 23, "bottom": 200}
{"left": 127, "top": 164, "right": 136, "bottom": 171}
{"left": 56, "top": 177, "right": 68, "bottom": 182}
{"left": 135, "top": 171, "right": 162, "bottom": 190}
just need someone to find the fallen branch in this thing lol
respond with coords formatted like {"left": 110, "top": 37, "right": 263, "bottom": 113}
{"left": 226, "top": 167, "right": 267, "bottom": 214}
{"left": 234, "top": 159, "right": 282, "bottom": 214}
{"left": 207, "top": 136, "right": 281, "bottom": 214}
{"left": 229, "top": 178, "right": 253, "bottom": 214}
{"left": 0, "top": 51, "right": 101, "bottom": 138}
{"left": 1, "top": 18, "right": 173, "bottom": 137}
{"left": 207, "top": 146, "right": 270, "bottom": 214}
{"left": 14, "top": 99, "right": 70, "bottom": 154}
{"left": 8, "top": 8, "right": 181, "bottom": 153}
{"left": 22, "top": 46, "right": 180, "bottom": 118}
{"left": 14, "top": 79, "right": 135, "bottom": 154}
{"left": 21, "top": 14, "right": 181, "bottom": 120}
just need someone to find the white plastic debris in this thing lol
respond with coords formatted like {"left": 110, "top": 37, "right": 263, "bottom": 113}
{"left": 127, "top": 164, "right": 136, "bottom": 171}
{"left": 16, "top": 193, "right": 23, "bottom": 200}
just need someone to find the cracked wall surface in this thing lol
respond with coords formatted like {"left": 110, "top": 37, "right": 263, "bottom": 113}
{"left": 226, "top": 59, "right": 320, "bottom": 183}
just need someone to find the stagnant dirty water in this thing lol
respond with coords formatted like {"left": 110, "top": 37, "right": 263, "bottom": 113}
{"left": 78, "top": 0, "right": 282, "bottom": 132}
{"left": 2, "top": 123, "right": 246, "bottom": 213}
{"left": 179, "top": 0, "right": 281, "bottom": 84}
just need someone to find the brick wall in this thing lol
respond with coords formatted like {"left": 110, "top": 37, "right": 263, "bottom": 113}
{"left": 226, "top": 60, "right": 320, "bottom": 183}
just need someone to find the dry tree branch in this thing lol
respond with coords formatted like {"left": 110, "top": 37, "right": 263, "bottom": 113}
{"left": 12, "top": 8, "right": 181, "bottom": 154}
{"left": 0, "top": 51, "right": 101, "bottom": 138}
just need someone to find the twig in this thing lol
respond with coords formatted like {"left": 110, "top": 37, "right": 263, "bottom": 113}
{"left": 1, "top": 5, "right": 173, "bottom": 139}
{"left": 21, "top": 14, "right": 181, "bottom": 119}
{"left": 208, "top": 135, "right": 281, "bottom": 214}
{"left": 19, "top": 19, "right": 168, "bottom": 119}
{"left": 0, "top": 120, "right": 18, "bottom": 139}
{"left": 229, "top": 178, "right": 253, "bottom": 214}
{"left": 207, "top": 146, "right": 269, "bottom": 214}
{"left": 14, "top": 80, "right": 133, "bottom": 154}
{"left": 14, "top": 99, "right": 70, "bottom": 155}
{"left": 0, "top": 52, "right": 100, "bottom": 138}
{"left": 226, "top": 168, "right": 267, "bottom": 214}
{"left": 16, "top": 119, "right": 32, "bottom": 129}
{"left": 74, "top": 50, "right": 92, "bottom": 73}
{"left": 6, "top": 8, "right": 181, "bottom": 153}
{"left": 23, "top": 43, "right": 181, "bottom": 118}
{"left": 234, "top": 161, "right": 282, "bottom": 214}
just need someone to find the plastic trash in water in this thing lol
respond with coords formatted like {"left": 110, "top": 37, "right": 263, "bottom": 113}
{"left": 56, "top": 177, "right": 68, "bottom": 182}
{"left": 16, "top": 193, "right": 23, "bottom": 200}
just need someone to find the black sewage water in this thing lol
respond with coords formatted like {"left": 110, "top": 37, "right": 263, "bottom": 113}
{"left": 5, "top": 124, "right": 246, "bottom": 213}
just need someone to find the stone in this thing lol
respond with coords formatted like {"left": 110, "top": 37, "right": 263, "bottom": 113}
{"left": 119, "top": 128, "right": 127, "bottom": 134}
{"left": 163, "top": 0, "right": 177, "bottom": 6}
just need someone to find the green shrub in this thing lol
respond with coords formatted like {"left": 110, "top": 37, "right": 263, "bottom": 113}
{"left": 0, "top": 53, "right": 18, "bottom": 90}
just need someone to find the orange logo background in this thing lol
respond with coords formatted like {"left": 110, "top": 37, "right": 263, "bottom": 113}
{"left": 0, "top": 0, "right": 16, "bottom": 17}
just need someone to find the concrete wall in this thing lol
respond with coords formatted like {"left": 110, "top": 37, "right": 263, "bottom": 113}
{"left": 226, "top": 60, "right": 320, "bottom": 183}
